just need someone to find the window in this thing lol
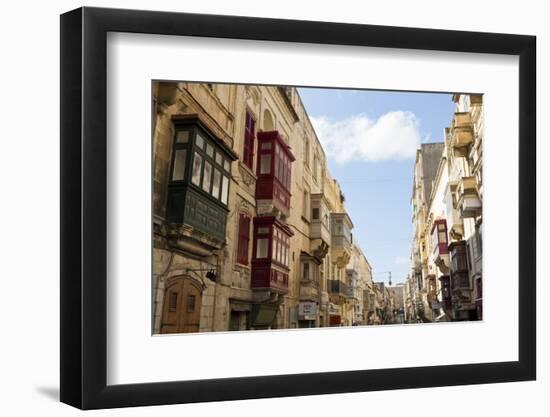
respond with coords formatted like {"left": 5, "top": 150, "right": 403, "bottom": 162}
{"left": 187, "top": 295, "right": 196, "bottom": 312}
{"left": 221, "top": 176, "right": 229, "bottom": 204}
{"left": 450, "top": 241, "right": 469, "bottom": 273}
{"left": 191, "top": 152, "right": 203, "bottom": 185}
{"left": 243, "top": 111, "right": 256, "bottom": 169}
{"left": 171, "top": 149, "right": 187, "bottom": 181}
{"left": 211, "top": 169, "right": 221, "bottom": 199}
{"left": 182, "top": 127, "right": 232, "bottom": 205}
{"left": 236, "top": 214, "right": 251, "bottom": 265}
{"left": 168, "top": 292, "right": 178, "bottom": 311}
{"left": 260, "top": 154, "right": 271, "bottom": 174}
{"left": 195, "top": 132, "right": 205, "bottom": 149}
{"left": 312, "top": 207, "right": 320, "bottom": 220}
{"left": 302, "top": 190, "right": 309, "bottom": 219}
{"left": 313, "top": 155, "right": 318, "bottom": 182}
{"left": 302, "top": 263, "right": 310, "bottom": 280}
{"left": 205, "top": 143, "right": 214, "bottom": 158}
{"left": 256, "top": 239, "right": 269, "bottom": 258}
{"left": 176, "top": 130, "right": 189, "bottom": 143}
{"left": 170, "top": 129, "right": 192, "bottom": 182}
{"left": 304, "top": 136, "right": 310, "bottom": 167}
{"left": 202, "top": 161, "right": 212, "bottom": 192}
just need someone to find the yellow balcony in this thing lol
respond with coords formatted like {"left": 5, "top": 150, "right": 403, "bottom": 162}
{"left": 450, "top": 112, "right": 474, "bottom": 156}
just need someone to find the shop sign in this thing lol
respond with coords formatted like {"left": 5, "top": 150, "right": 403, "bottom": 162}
{"left": 299, "top": 302, "right": 317, "bottom": 320}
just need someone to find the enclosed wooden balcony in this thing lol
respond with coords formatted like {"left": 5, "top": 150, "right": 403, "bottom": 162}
{"left": 310, "top": 193, "right": 331, "bottom": 246}
{"left": 250, "top": 216, "right": 293, "bottom": 294}
{"left": 255, "top": 130, "right": 295, "bottom": 217}
{"left": 330, "top": 212, "right": 353, "bottom": 267}
{"left": 450, "top": 112, "right": 474, "bottom": 156}
{"left": 456, "top": 176, "right": 482, "bottom": 218}
{"left": 327, "top": 280, "right": 350, "bottom": 300}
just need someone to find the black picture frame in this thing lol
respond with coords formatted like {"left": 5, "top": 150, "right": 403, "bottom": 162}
{"left": 60, "top": 6, "right": 536, "bottom": 410}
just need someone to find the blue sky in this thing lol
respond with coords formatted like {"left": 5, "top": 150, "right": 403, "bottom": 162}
{"left": 298, "top": 88, "right": 455, "bottom": 284}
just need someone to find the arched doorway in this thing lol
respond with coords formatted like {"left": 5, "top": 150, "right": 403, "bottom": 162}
{"left": 160, "top": 276, "right": 203, "bottom": 334}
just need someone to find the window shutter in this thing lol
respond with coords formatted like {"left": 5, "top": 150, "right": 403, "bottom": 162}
{"left": 243, "top": 112, "right": 255, "bottom": 169}
{"left": 237, "top": 214, "right": 250, "bottom": 265}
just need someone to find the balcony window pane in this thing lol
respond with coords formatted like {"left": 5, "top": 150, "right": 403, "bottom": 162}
{"left": 196, "top": 132, "right": 205, "bottom": 149}
{"left": 261, "top": 142, "right": 272, "bottom": 150}
{"left": 202, "top": 161, "right": 212, "bottom": 192}
{"left": 260, "top": 154, "right": 271, "bottom": 174}
{"left": 215, "top": 152, "right": 222, "bottom": 166}
{"left": 223, "top": 159, "right": 231, "bottom": 172}
{"left": 171, "top": 149, "right": 186, "bottom": 181}
{"left": 257, "top": 227, "right": 270, "bottom": 234}
{"left": 176, "top": 130, "right": 189, "bottom": 143}
{"left": 312, "top": 207, "right": 319, "bottom": 220}
{"left": 211, "top": 168, "right": 221, "bottom": 199}
{"left": 206, "top": 143, "right": 214, "bottom": 158}
{"left": 221, "top": 175, "right": 229, "bottom": 204}
{"left": 191, "top": 152, "right": 203, "bottom": 186}
{"left": 257, "top": 238, "right": 268, "bottom": 258}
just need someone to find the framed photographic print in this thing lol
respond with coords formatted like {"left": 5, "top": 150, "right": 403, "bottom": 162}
{"left": 60, "top": 6, "right": 536, "bottom": 410}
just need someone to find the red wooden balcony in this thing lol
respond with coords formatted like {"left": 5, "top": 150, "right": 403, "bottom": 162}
{"left": 255, "top": 131, "right": 295, "bottom": 216}
{"left": 250, "top": 216, "right": 294, "bottom": 293}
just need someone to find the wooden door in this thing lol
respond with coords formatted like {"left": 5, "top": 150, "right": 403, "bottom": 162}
{"left": 161, "top": 278, "right": 202, "bottom": 334}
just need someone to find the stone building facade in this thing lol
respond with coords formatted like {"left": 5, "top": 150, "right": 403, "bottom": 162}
{"left": 152, "top": 82, "right": 378, "bottom": 333}
{"left": 406, "top": 93, "right": 483, "bottom": 323}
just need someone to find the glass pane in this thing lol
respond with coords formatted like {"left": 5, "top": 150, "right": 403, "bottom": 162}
{"left": 224, "top": 159, "right": 231, "bottom": 172}
{"left": 261, "top": 142, "right": 272, "bottom": 150}
{"left": 206, "top": 143, "right": 214, "bottom": 158}
{"left": 176, "top": 130, "right": 190, "bottom": 143}
{"left": 196, "top": 132, "right": 205, "bottom": 149}
{"left": 260, "top": 154, "right": 271, "bottom": 174}
{"left": 202, "top": 161, "right": 212, "bottom": 192}
{"left": 212, "top": 168, "right": 221, "bottom": 199}
{"left": 187, "top": 294, "right": 196, "bottom": 312}
{"left": 172, "top": 149, "right": 186, "bottom": 181}
{"left": 191, "top": 152, "right": 203, "bottom": 186}
{"left": 221, "top": 175, "right": 229, "bottom": 205}
{"left": 257, "top": 227, "right": 270, "bottom": 234}
{"left": 312, "top": 207, "right": 319, "bottom": 220}
{"left": 215, "top": 152, "right": 222, "bottom": 166}
{"left": 257, "top": 238, "right": 268, "bottom": 258}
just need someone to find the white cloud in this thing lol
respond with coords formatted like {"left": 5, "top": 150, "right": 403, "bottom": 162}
{"left": 310, "top": 111, "right": 421, "bottom": 163}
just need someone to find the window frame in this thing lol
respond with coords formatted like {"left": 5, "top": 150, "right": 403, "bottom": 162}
{"left": 169, "top": 124, "right": 233, "bottom": 207}
{"left": 236, "top": 213, "right": 251, "bottom": 266}
{"left": 243, "top": 110, "right": 256, "bottom": 170}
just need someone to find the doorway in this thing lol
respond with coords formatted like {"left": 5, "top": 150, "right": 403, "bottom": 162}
{"left": 160, "top": 277, "right": 202, "bottom": 334}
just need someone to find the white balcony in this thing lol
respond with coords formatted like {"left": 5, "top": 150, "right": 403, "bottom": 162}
{"left": 457, "top": 176, "right": 482, "bottom": 219}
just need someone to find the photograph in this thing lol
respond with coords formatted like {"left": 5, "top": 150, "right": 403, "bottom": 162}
{"left": 151, "top": 81, "right": 483, "bottom": 334}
